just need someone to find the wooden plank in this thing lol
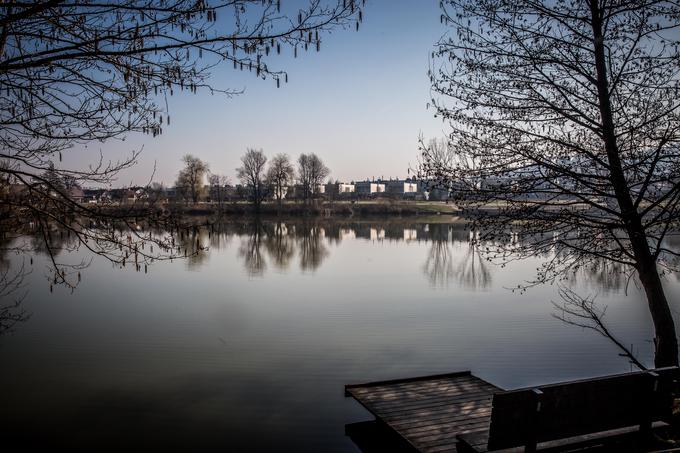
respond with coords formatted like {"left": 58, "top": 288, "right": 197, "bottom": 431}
{"left": 345, "top": 371, "right": 499, "bottom": 453}
{"left": 387, "top": 408, "right": 494, "bottom": 429}
{"left": 349, "top": 375, "right": 484, "bottom": 392}
{"left": 409, "top": 420, "right": 492, "bottom": 444}
{"left": 404, "top": 416, "right": 493, "bottom": 437}
{"left": 348, "top": 374, "right": 478, "bottom": 392}
{"left": 353, "top": 382, "right": 498, "bottom": 404}
{"left": 369, "top": 390, "right": 497, "bottom": 414}
{"left": 349, "top": 387, "right": 495, "bottom": 423}
{"left": 394, "top": 411, "right": 493, "bottom": 432}
{"left": 345, "top": 367, "right": 679, "bottom": 453}
{"left": 383, "top": 398, "right": 494, "bottom": 423}
{"left": 349, "top": 378, "right": 487, "bottom": 399}
{"left": 350, "top": 387, "right": 483, "bottom": 407}
{"left": 349, "top": 385, "right": 489, "bottom": 405}
{"left": 345, "top": 370, "right": 472, "bottom": 392}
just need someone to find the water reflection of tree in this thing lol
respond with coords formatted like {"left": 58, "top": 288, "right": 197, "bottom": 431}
{"left": 321, "top": 223, "right": 343, "bottom": 246}
{"left": 238, "top": 223, "right": 266, "bottom": 277}
{"left": 455, "top": 245, "right": 491, "bottom": 290}
{"left": 0, "top": 255, "right": 30, "bottom": 336}
{"left": 566, "top": 260, "right": 629, "bottom": 294}
{"left": 263, "top": 223, "right": 294, "bottom": 271}
{"left": 423, "top": 239, "right": 491, "bottom": 290}
{"left": 423, "top": 240, "right": 454, "bottom": 287}
{"left": 28, "top": 224, "right": 78, "bottom": 259}
{"left": 177, "top": 226, "right": 209, "bottom": 269}
{"left": 208, "top": 223, "right": 233, "bottom": 251}
{"left": 295, "top": 222, "right": 328, "bottom": 272}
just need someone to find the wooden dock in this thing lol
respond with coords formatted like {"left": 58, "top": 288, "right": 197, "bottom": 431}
{"left": 345, "top": 371, "right": 502, "bottom": 453}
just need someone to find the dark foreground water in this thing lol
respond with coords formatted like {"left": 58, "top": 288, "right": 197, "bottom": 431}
{"left": 1, "top": 219, "right": 679, "bottom": 452}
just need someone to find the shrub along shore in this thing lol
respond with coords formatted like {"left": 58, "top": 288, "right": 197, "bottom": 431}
{"left": 97, "top": 200, "right": 461, "bottom": 218}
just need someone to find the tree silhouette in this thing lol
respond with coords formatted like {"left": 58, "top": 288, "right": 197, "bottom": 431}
{"left": 236, "top": 148, "right": 268, "bottom": 209}
{"left": 176, "top": 154, "right": 209, "bottom": 203}
{"left": 423, "top": 0, "right": 680, "bottom": 366}
{"left": 297, "top": 153, "right": 329, "bottom": 202}
{"left": 0, "top": 0, "right": 364, "bottom": 285}
{"left": 266, "top": 153, "right": 295, "bottom": 211}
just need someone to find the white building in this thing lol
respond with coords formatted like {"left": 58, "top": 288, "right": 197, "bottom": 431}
{"left": 356, "top": 181, "right": 386, "bottom": 195}
{"left": 338, "top": 183, "right": 355, "bottom": 193}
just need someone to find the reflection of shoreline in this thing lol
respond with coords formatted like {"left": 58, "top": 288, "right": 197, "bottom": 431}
{"left": 231, "top": 221, "right": 493, "bottom": 285}
{"left": 5, "top": 219, "right": 657, "bottom": 310}
{"left": 216, "top": 220, "right": 647, "bottom": 292}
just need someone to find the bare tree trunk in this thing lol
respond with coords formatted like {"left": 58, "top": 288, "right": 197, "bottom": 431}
{"left": 254, "top": 183, "right": 261, "bottom": 212}
{"left": 637, "top": 249, "right": 679, "bottom": 367}
{"left": 590, "top": 1, "right": 678, "bottom": 367}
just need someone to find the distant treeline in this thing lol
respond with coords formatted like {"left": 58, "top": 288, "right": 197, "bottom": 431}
{"left": 95, "top": 199, "right": 459, "bottom": 218}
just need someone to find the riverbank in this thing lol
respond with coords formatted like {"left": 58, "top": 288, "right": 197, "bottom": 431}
{"left": 98, "top": 199, "right": 462, "bottom": 218}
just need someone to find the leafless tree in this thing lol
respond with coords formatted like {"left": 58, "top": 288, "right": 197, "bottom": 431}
{"left": 236, "top": 148, "right": 267, "bottom": 209}
{"left": 176, "top": 154, "right": 208, "bottom": 203}
{"left": 266, "top": 153, "right": 295, "bottom": 211}
{"left": 0, "top": 0, "right": 364, "bottom": 286}
{"left": 297, "top": 153, "right": 329, "bottom": 202}
{"left": 208, "top": 173, "right": 229, "bottom": 210}
{"left": 422, "top": 0, "right": 680, "bottom": 367}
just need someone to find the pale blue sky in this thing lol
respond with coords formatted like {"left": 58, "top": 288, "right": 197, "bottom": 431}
{"left": 71, "top": 1, "right": 447, "bottom": 187}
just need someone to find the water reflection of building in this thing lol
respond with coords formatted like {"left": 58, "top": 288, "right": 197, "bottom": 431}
{"left": 195, "top": 221, "right": 674, "bottom": 291}
{"left": 354, "top": 225, "right": 372, "bottom": 240}
{"left": 339, "top": 228, "right": 356, "bottom": 240}
{"left": 404, "top": 229, "right": 417, "bottom": 241}
{"left": 10, "top": 219, "right": 653, "bottom": 325}
{"left": 370, "top": 228, "right": 385, "bottom": 240}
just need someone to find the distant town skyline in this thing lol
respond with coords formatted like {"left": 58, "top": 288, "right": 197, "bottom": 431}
{"left": 63, "top": 1, "right": 446, "bottom": 187}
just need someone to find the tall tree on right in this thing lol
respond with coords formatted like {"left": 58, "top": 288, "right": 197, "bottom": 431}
{"left": 298, "top": 153, "right": 330, "bottom": 202}
{"left": 423, "top": 1, "right": 680, "bottom": 366}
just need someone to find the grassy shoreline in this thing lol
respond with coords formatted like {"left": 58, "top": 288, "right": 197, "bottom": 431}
{"left": 98, "top": 200, "right": 462, "bottom": 219}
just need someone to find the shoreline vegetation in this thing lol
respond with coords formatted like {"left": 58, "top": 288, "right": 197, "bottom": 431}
{"left": 96, "top": 199, "right": 463, "bottom": 219}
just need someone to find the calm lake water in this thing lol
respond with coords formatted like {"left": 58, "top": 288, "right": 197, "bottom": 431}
{"left": 2, "top": 218, "right": 680, "bottom": 452}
